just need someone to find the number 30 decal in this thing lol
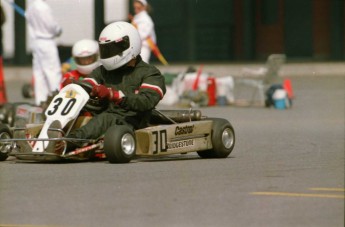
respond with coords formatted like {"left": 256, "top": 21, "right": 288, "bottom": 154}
{"left": 47, "top": 98, "right": 77, "bottom": 116}
{"left": 152, "top": 129, "right": 168, "bottom": 154}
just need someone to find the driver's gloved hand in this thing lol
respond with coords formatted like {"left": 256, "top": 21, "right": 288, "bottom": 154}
{"left": 91, "top": 84, "right": 124, "bottom": 104}
{"left": 83, "top": 78, "right": 124, "bottom": 104}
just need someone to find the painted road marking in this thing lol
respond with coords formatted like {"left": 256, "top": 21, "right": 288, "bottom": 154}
{"left": 309, "top": 188, "right": 345, "bottom": 192}
{"left": 0, "top": 225, "right": 65, "bottom": 227}
{"left": 251, "top": 192, "right": 345, "bottom": 199}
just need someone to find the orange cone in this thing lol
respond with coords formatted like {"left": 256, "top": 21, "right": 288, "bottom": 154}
{"left": 207, "top": 77, "right": 217, "bottom": 106}
{"left": 283, "top": 78, "right": 294, "bottom": 99}
{"left": 0, "top": 57, "right": 8, "bottom": 105}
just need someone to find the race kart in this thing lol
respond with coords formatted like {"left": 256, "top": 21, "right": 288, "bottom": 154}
{"left": 0, "top": 82, "right": 235, "bottom": 163}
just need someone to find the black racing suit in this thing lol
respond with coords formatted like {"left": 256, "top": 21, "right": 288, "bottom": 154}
{"left": 69, "top": 56, "right": 166, "bottom": 140}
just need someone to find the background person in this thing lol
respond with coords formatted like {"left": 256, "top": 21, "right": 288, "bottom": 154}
{"left": 130, "top": 0, "right": 156, "bottom": 63}
{"left": 26, "top": 0, "right": 62, "bottom": 106}
{"left": 61, "top": 39, "right": 99, "bottom": 88}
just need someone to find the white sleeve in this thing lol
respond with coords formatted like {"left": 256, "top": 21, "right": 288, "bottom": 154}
{"left": 43, "top": 6, "right": 62, "bottom": 37}
{"left": 26, "top": 3, "right": 62, "bottom": 38}
{"left": 136, "top": 21, "right": 153, "bottom": 41}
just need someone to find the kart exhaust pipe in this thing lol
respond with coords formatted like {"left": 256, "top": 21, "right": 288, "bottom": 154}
{"left": 152, "top": 109, "right": 203, "bottom": 124}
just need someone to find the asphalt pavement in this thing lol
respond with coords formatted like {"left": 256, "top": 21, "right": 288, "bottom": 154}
{"left": 0, "top": 63, "right": 344, "bottom": 227}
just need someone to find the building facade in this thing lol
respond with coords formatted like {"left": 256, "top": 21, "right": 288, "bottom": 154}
{"left": 5, "top": 0, "right": 345, "bottom": 64}
{"left": 149, "top": 0, "right": 344, "bottom": 61}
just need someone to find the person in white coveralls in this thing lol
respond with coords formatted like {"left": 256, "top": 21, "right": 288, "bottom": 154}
{"left": 131, "top": 0, "right": 156, "bottom": 63}
{"left": 26, "top": 0, "right": 62, "bottom": 105}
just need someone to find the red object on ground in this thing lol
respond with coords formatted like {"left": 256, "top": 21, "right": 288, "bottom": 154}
{"left": 207, "top": 77, "right": 217, "bottom": 106}
{"left": 0, "top": 57, "right": 8, "bottom": 104}
{"left": 283, "top": 78, "right": 294, "bottom": 99}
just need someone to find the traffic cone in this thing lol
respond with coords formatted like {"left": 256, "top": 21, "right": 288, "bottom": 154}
{"left": 283, "top": 78, "right": 294, "bottom": 99}
{"left": 0, "top": 57, "right": 8, "bottom": 105}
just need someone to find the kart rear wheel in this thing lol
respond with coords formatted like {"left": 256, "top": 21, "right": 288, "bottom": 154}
{"left": 197, "top": 118, "right": 235, "bottom": 159}
{"left": 0, "top": 103, "right": 15, "bottom": 127}
{"left": 0, "top": 123, "right": 12, "bottom": 161}
{"left": 22, "top": 83, "right": 34, "bottom": 98}
{"left": 104, "top": 125, "right": 136, "bottom": 163}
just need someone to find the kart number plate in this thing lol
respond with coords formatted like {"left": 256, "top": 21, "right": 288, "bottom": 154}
{"left": 45, "top": 84, "right": 90, "bottom": 123}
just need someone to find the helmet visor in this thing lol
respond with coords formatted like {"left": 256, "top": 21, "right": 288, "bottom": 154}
{"left": 75, "top": 54, "right": 98, "bottom": 66}
{"left": 99, "top": 36, "right": 130, "bottom": 59}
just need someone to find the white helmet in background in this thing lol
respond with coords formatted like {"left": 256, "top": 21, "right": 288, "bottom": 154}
{"left": 98, "top": 21, "right": 141, "bottom": 71}
{"left": 72, "top": 39, "right": 99, "bottom": 75}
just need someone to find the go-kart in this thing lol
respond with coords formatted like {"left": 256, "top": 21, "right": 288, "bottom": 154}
{"left": 0, "top": 81, "right": 235, "bottom": 163}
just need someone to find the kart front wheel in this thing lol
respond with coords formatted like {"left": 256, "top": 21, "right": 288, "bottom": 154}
{"left": 104, "top": 125, "right": 136, "bottom": 163}
{"left": 197, "top": 118, "right": 235, "bottom": 159}
{"left": 0, "top": 123, "right": 12, "bottom": 161}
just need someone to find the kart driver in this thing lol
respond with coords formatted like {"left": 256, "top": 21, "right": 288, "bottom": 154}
{"left": 48, "top": 21, "right": 166, "bottom": 152}
{"left": 60, "top": 39, "right": 100, "bottom": 88}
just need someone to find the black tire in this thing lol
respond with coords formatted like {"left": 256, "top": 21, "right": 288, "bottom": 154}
{"left": 22, "top": 83, "right": 34, "bottom": 98}
{"left": 197, "top": 118, "right": 235, "bottom": 158}
{"left": 0, "top": 123, "right": 12, "bottom": 161}
{"left": 0, "top": 103, "right": 16, "bottom": 127}
{"left": 104, "top": 125, "right": 136, "bottom": 163}
{"left": 6, "top": 104, "right": 16, "bottom": 127}
{"left": 1, "top": 103, "right": 31, "bottom": 127}
{"left": 0, "top": 104, "right": 7, "bottom": 123}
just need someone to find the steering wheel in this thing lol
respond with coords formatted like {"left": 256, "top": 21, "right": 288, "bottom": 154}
{"left": 75, "top": 80, "right": 93, "bottom": 94}
{"left": 74, "top": 80, "right": 109, "bottom": 114}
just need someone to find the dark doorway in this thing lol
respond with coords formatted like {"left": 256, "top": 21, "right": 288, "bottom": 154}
{"left": 284, "top": 0, "right": 313, "bottom": 58}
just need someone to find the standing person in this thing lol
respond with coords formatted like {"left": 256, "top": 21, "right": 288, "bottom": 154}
{"left": 26, "top": 0, "right": 62, "bottom": 106}
{"left": 61, "top": 39, "right": 99, "bottom": 88}
{"left": 131, "top": 0, "right": 156, "bottom": 63}
{"left": 46, "top": 21, "right": 166, "bottom": 153}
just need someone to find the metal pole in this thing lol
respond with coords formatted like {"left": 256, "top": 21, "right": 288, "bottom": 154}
{"left": 14, "top": 0, "right": 28, "bottom": 65}
{"left": 94, "top": 0, "right": 105, "bottom": 40}
{"left": 243, "top": 0, "right": 255, "bottom": 60}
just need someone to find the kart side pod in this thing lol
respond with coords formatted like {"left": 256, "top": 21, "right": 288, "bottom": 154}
{"left": 135, "top": 120, "right": 213, "bottom": 156}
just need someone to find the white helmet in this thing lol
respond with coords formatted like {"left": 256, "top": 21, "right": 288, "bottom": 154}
{"left": 98, "top": 21, "right": 141, "bottom": 71}
{"left": 72, "top": 39, "right": 99, "bottom": 75}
